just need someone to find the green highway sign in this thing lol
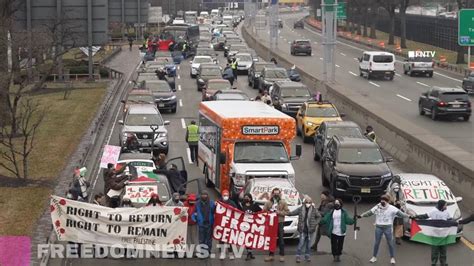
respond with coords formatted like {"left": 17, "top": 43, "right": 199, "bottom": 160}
{"left": 323, "top": 0, "right": 335, "bottom": 12}
{"left": 337, "top": 2, "right": 346, "bottom": 19}
{"left": 458, "top": 9, "right": 474, "bottom": 46}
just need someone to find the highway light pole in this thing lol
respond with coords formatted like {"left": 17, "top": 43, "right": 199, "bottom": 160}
{"left": 269, "top": 0, "right": 279, "bottom": 60}
{"left": 321, "top": 0, "right": 337, "bottom": 83}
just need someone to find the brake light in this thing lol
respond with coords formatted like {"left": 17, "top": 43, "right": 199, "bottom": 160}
{"left": 437, "top": 101, "right": 447, "bottom": 107}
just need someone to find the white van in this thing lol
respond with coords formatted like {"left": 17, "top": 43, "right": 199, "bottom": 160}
{"left": 358, "top": 51, "right": 395, "bottom": 80}
{"left": 211, "top": 9, "right": 219, "bottom": 18}
{"left": 200, "top": 11, "right": 209, "bottom": 18}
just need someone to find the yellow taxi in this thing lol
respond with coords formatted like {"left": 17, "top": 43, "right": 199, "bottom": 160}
{"left": 296, "top": 101, "right": 343, "bottom": 142}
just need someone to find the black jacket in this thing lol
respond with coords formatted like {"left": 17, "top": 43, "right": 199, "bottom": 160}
{"left": 239, "top": 201, "right": 262, "bottom": 214}
{"left": 154, "top": 169, "right": 185, "bottom": 194}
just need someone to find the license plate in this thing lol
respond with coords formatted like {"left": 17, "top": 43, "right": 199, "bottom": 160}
{"left": 452, "top": 104, "right": 460, "bottom": 108}
{"left": 385, "top": 72, "right": 391, "bottom": 74}
{"left": 361, "top": 187, "right": 371, "bottom": 193}
{"left": 158, "top": 104, "right": 165, "bottom": 107}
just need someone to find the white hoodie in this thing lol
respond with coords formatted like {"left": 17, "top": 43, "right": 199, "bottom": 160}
{"left": 362, "top": 203, "right": 408, "bottom": 226}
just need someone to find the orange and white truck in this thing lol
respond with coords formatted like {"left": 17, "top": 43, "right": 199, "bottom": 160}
{"left": 198, "top": 101, "right": 301, "bottom": 197}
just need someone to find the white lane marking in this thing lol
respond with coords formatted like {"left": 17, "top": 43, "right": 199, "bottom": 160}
{"left": 319, "top": 57, "right": 323, "bottom": 60}
{"left": 177, "top": 75, "right": 181, "bottom": 79}
{"left": 340, "top": 53, "right": 346, "bottom": 56}
{"left": 181, "top": 118, "right": 186, "bottom": 129}
{"left": 353, "top": 58, "right": 358, "bottom": 61}
{"left": 397, "top": 94, "right": 412, "bottom": 102}
{"left": 186, "top": 148, "right": 193, "bottom": 164}
{"left": 336, "top": 64, "right": 340, "bottom": 68}
{"left": 178, "top": 85, "right": 182, "bottom": 91}
{"left": 369, "top": 81, "right": 380, "bottom": 87}
{"left": 177, "top": 66, "right": 180, "bottom": 70}
{"left": 349, "top": 71, "right": 358, "bottom": 76}
{"left": 179, "top": 99, "right": 183, "bottom": 107}
{"left": 314, "top": 41, "right": 318, "bottom": 44}
{"left": 305, "top": 26, "right": 463, "bottom": 83}
{"left": 416, "top": 81, "right": 429, "bottom": 87}
{"left": 395, "top": 73, "right": 401, "bottom": 77}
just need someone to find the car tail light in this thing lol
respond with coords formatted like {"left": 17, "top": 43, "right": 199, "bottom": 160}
{"left": 437, "top": 101, "right": 447, "bottom": 107}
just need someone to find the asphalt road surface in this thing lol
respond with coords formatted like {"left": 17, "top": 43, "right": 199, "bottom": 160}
{"left": 48, "top": 22, "right": 473, "bottom": 266}
{"left": 254, "top": 12, "right": 474, "bottom": 157}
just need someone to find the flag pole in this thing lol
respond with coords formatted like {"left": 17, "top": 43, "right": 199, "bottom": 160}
{"left": 352, "top": 195, "right": 361, "bottom": 240}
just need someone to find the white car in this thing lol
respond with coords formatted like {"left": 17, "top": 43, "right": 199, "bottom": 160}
{"left": 234, "top": 52, "right": 254, "bottom": 73}
{"left": 190, "top": 56, "right": 215, "bottom": 78}
{"left": 387, "top": 173, "right": 463, "bottom": 239}
{"left": 358, "top": 51, "right": 395, "bottom": 80}
{"left": 239, "top": 177, "right": 302, "bottom": 239}
{"left": 117, "top": 153, "right": 156, "bottom": 174}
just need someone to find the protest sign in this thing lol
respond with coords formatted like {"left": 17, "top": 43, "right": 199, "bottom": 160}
{"left": 212, "top": 201, "right": 278, "bottom": 251}
{"left": 125, "top": 185, "right": 158, "bottom": 204}
{"left": 251, "top": 180, "right": 300, "bottom": 206}
{"left": 100, "top": 145, "right": 121, "bottom": 168}
{"left": 50, "top": 195, "right": 188, "bottom": 251}
{"left": 401, "top": 180, "right": 456, "bottom": 202}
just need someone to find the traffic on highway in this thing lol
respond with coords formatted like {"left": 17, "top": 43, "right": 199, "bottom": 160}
{"left": 23, "top": 4, "right": 474, "bottom": 266}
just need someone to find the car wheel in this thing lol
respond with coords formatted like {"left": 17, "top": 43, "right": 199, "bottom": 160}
{"left": 204, "top": 167, "right": 213, "bottom": 188}
{"left": 321, "top": 166, "right": 329, "bottom": 187}
{"left": 431, "top": 108, "right": 438, "bottom": 120}
{"left": 419, "top": 103, "right": 425, "bottom": 115}
{"left": 171, "top": 106, "right": 177, "bottom": 113}
{"left": 409, "top": 70, "right": 414, "bottom": 77}
{"left": 429, "top": 72, "right": 433, "bottom": 77}
{"left": 302, "top": 127, "right": 311, "bottom": 143}
{"left": 463, "top": 115, "right": 470, "bottom": 121}
{"left": 330, "top": 177, "right": 340, "bottom": 197}
{"left": 313, "top": 145, "right": 320, "bottom": 161}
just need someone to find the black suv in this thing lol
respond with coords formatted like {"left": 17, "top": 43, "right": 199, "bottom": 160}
{"left": 462, "top": 72, "right": 474, "bottom": 94}
{"left": 419, "top": 86, "right": 471, "bottom": 121}
{"left": 248, "top": 62, "right": 274, "bottom": 89}
{"left": 270, "top": 81, "right": 312, "bottom": 117}
{"left": 313, "top": 121, "right": 364, "bottom": 161}
{"left": 321, "top": 136, "right": 393, "bottom": 197}
{"left": 258, "top": 67, "right": 291, "bottom": 92}
{"left": 293, "top": 19, "right": 304, "bottom": 29}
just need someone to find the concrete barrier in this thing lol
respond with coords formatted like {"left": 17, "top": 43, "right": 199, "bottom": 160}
{"left": 243, "top": 25, "right": 474, "bottom": 208}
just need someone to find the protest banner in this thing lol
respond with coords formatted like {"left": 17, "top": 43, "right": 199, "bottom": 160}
{"left": 212, "top": 201, "right": 278, "bottom": 251}
{"left": 251, "top": 179, "right": 300, "bottom": 206}
{"left": 50, "top": 195, "right": 188, "bottom": 251}
{"left": 401, "top": 180, "right": 456, "bottom": 202}
{"left": 100, "top": 145, "right": 121, "bottom": 169}
{"left": 125, "top": 184, "right": 159, "bottom": 204}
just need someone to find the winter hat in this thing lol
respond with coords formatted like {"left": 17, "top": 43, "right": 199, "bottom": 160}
{"left": 222, "top": 190, "right": 229, "bottom": 196}
{"left": 201, "top": 190, "right": 209, "bottom": 196}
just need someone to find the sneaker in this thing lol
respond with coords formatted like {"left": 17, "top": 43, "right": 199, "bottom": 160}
{"left": 296, "top": 256, "right": 301, "bottom": 263}
{"left": 220, "top": 254, "right": 225, "bottom": 260}
{"left": 245, "top": 253, "right": 252, "bottom": 261}
{"left": 390, "top": 258, "right": 396, "bottom": 264}
{"left": 229, "top": 254, "right": 235, "bottom": 260}
{"left": 335, "top": 256, "right": 341, "bottom": 262}
{"left": 264, "top": 256, "right": 274, "bottom": 262}
{"left": 279, "top": 256, "right": 285, "bottom": 262}
{"left": 369, "top": 257, "right": 377, "bottom": 263}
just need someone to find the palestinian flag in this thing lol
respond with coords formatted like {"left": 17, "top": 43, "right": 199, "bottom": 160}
{"left": 410, "top": 219, "right": 458, "bottom": 246}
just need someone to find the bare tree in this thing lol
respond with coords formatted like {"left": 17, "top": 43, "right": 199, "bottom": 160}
{"left": 399, "top": 0, "right": 411, "bottom": 48}
{"left": 378, "top": 0, "right": 399, "bottom": 45}
{"left": 0, "top": 97, "right": 45, "bottom": 180}
{"left": 368, "top": 1, "right": 378, "bottom": 39}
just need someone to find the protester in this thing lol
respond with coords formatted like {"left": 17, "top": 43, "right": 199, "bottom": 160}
{"left": 185, "top": 193, "right": 198, "bottom": 246}
{"left": 186, "top": 120, "right": 199, "bottom": 165}
{"left": 72, "top": 167, "right": 90, "bottom": 201}
{"left": 365, "top": 125, "right": 377, "bottom": 143}
{"left": 239, "top": 193, "right": 262, "bottom": 260}
{"left": 103, "top": 163, "right": 127, "bottom": 196}
{"left": 413, "top": 200, "right": 452, "bottom": 266}
{"left": 128, "top": 36, "right": 133, "bottom": 51}
{"left": 358, "top": 194, "right": 410, "bottom": 264}
{"left": 219, "top": 190, "right": 237, "bottom": 260}
{"left": 154, "top": 164, "right": 186, "bottom": 195}
{"left": 121, "top": 197, "right": 133, "bottom": 208}
{"left": 154, "top": 153, "right": 167, "bottom": 170}
{"left": 147, "top": 193, "right": 162, "bottom": 206}
{"left": 313, "top": 191, "right": 334, "bottom": 251}
{"left": 192, "top": 190, "right": 215, "bottom": 254}
{"left": 263, "top": 188, "right": 289, "bottom": 262}
{"left": 166, "top": 192, "right": 184, "bottom": 207}
{"left": 289, "top": 195, "right": 321, "bottom": 263}
{"left": 231, "top": 57, "right": 238, "bottom": 80}
{"left": 261, "top": 90, "right": 272, "bottom": 105}
{"left": 388, "top": 179, "right": 405, "bottom": 245}
{"left": 93, "top": 193, "right": 105, "bottom": 206}
{"left": 319, "top": 198, "right": 354, "bottom": 262}
{"left": 222, "top": 64, "right": 235, "bottom": 86}
{"left": 109, "top": 196, "right": 121, "bottom": 208}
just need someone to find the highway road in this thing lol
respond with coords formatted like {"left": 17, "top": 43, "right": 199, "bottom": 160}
{"left": 48, "top": 23, "right": 473, "bottom": 266}
{"left": 253, "top": 12, "right": 474, "bottom": 157}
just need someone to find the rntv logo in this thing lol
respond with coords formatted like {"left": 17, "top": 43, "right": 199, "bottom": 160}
{"left": 408, "top": 50, "right": 436, "bottom": 58}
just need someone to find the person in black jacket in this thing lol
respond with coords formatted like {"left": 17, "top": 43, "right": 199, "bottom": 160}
{"left": 239, "top": 193, "right": 262, "bottom": 261}
{"left": 153, "top": 164, "right": 186, "bottom": 195}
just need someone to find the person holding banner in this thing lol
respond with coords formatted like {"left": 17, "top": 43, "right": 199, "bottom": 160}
{"left": 263, "top": 188, "right": 289, "bottom": 262}
{"left": 165, "top": 192, "right": 184, "bottom": 207}
{"left": 319, "top": 198, "right": 354, "bottom": 262}
{"left": 192, "top": 190, "right": 215, "bottom": 255}
{"left": 239, "top": 193, "right": 262, "bottom": 261}
{"left": 388, "top": 180, "right": 405, "bottom": 245}
{"left": 219, "top": 190, "right": 238, "bottom": 260}
{"left": 288, "top": 195, "right": 321, "bottom": 263}
{"left": 147, "top": 193, "right": 163, "bottom": 206}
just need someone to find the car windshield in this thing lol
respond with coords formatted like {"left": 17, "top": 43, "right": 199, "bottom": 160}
{"left": 337, "top": 148, "right": 384, "bottom": 164}
{"left": 125, "top": 113, "right": 163, "bottom": 126}
{"left": 265, "top": 69, "right": 288, "bottom": 78}
{"left": 194, "top": 57, "right": 213, "bottom": 63}
{"left": 256, "top": 64, "right": 273, "bottom": 72}
{"left": 127, "top": 95, "right": 154, "bottom": 103}
{"left": 207, "top": 82, "right": 230, "bottom": 90}
{"left": 201, "top": 68, "right": 221, "bottom": 76}
{"left": 215, "top": 93, "right": 249, "bottom": 100}
{"left": 146, "top": 82, "right": 171, "bottom": 92}
{"left": 326, "top": 127, "right": 363, "bottom": 138}
{"left": 237, "top": 55, "right": 252, "bottom": 61}
{"left": 306, "top": 106, "right": 339, "bottom": 117}
{"left": 234, "top": 142, "right": 289, "bottom": 163}
{"left": 281, "top": 87, "right": 311, "bottom": 98}
{"left": 296, "top": 41, "right": 310, "bottom": 45}
{"left": 410, "top": 57, "right": 433, "bottom": 62}
{"left": 373, "top": 55, "right": 393, "bottom": 63}
{"left": 440, "top": 92, "right": 469, "bottom": 101}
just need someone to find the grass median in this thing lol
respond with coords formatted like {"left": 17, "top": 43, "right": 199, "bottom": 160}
{"left": 0, "top": 83, "right": 107, "bottom": 236}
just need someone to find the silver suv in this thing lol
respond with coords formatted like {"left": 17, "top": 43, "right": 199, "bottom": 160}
{"left": 118, "top": 104, "right": 170, "bottom": 154}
